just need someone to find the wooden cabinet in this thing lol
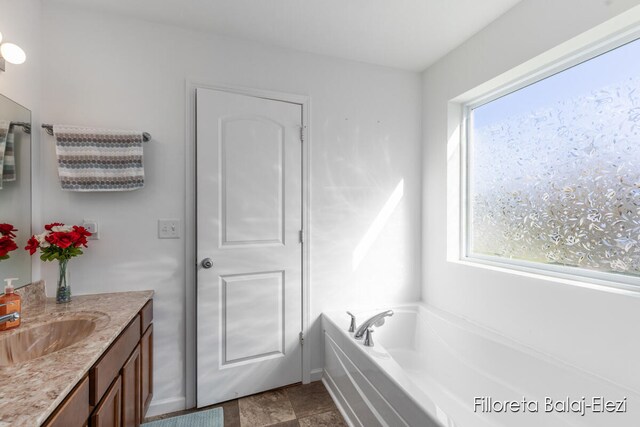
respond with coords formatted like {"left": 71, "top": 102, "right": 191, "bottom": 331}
{"left": 42, "top": 298, "right": 153, "bottom": 427}
{"left": 121, "top": 344, "right": 141, "bottom": 427}
{"left": 91, "top": 376, "right": 122, "bottom": 427}
{"left": 43, "top": 376, "right": 90, "bottom": 427}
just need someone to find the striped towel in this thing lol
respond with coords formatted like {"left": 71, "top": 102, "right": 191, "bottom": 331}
{"left": 3, "top": 132, "right": 16, "bottom": 182}
{"left": 0, "top": 120, "right": 8, "bottom": 189}
{"left": 54, "top": 125, "right": 145, "bottom": 192}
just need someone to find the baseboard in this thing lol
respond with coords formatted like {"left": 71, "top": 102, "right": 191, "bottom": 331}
{"left": 310, "top": 368, "right": 324, "bottom": 382}
{"left": 145, "top": 396, "right": 187, "bottom": 418}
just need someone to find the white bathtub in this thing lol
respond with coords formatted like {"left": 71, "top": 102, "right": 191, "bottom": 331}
{"left": 322, "top": 304, "right": 639, "bottom": 427}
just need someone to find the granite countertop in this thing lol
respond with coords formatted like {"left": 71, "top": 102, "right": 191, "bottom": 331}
{"left": 0, "top": 290, "right": 154, "bottom": 427}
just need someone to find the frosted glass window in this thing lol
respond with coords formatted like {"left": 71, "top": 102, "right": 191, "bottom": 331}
{"left": 468, "top": 38, "right": 640, "bottom": 280}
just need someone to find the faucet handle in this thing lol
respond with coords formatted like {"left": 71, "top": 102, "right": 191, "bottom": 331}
{"left": 364, "top": 328, "right": 374, "bottom": 347}
{"left": 346, "top": 311, "right": 357, "bottom": 333}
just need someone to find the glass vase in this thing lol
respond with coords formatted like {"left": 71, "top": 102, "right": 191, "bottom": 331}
{"left": 56, "top": 259, "right": 71, "bottom": 303}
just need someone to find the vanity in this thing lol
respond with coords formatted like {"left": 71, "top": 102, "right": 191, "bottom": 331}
{"left": 0, "top": 285, "right": 153, "bottom": 427}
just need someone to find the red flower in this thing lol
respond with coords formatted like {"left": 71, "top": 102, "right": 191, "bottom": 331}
{"left": 72, "top": 226, "right": 92, "bottom": 247}
{"left": 46, "top": 232, "right": 76, "bottom": 249}
{"left": 25, "top": 236, "right": 39, "bottom": 255}
{"left": 0, "top": 223, "right": 17, "bottom": 238}
{"left": 45, "top": 222, "right": 65, "bottom": 231}
{"left": 26, "top": 222, "right": 91, "bottom": 261}
{"left": 0, "top": 236, "right": 18, "bottom": 257}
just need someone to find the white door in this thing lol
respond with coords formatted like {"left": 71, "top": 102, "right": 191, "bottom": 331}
{"left": 196, "top": 88, "right": 303, "bottom": 407}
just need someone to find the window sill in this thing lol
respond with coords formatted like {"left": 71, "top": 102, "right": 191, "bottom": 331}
{"left": 450, "top": 256, "right": 640, "bottom": 297}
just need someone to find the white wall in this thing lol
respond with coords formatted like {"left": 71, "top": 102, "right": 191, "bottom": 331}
{"left": 422, "top": 0, "right": 640, "bottom": 393}
{"left": 40, "top": 4, "right": 422, "bottom": 413}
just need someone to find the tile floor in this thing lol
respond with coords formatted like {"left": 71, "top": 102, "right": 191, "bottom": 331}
{"left": 145, "top": 381, "right": 348, "bottom": 427}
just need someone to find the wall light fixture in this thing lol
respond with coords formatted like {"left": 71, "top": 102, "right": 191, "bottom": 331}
{"left": 0, "top": 31, "right": 27, "bottom": 72}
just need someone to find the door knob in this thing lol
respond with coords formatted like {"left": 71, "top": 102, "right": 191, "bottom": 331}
{"left": 201, "top": 258, "right": 214, "bottom": 269}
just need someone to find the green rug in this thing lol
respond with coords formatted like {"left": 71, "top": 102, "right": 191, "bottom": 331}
{"left": 143, "top": 407, "right": 223, "bottom": 427}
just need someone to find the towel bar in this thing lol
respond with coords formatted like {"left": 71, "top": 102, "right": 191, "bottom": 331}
{"left": 9, "top": 121, "right": 31, "bottom": 134}
{"left": 41, "top": 124, "right": 151, "bottom": 142}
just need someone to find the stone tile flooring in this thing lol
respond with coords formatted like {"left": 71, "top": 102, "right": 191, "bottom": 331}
{"left": 145, "top": 381, "right": 347, "bottom": 427}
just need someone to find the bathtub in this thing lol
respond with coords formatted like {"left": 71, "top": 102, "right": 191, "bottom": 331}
{"left": 322, "top": 305, "right": 639, "bottom": 427}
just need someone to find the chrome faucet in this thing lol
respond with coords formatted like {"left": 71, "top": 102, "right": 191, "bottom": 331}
{"left": 363, "top": 328, "right": 375, "bottom": 347}
{"left": 0, "top": 303, "right": 19, "bottom": 326}
{"left": 354, "top": 309, "right": 393, "bottom": 340}
{"left": 346, "top": 311, "right": 357, "bottom": 333}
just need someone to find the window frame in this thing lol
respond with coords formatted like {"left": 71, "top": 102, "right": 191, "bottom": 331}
{"left": 458, "top": 24, "right": 640, "bottom": 292}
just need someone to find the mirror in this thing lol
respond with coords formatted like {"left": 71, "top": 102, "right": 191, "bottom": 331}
{"left": 0, "top": 93, "right": 31, "bottom": 288}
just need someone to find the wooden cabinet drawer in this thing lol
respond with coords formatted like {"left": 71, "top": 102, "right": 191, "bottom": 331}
{"left": 90, "top": 315, "right": 141, "bottom": 405}
{"left": 91, "top": 376, "right": 122, "bottom": 427}
{"left": 140, "top": 299, "right": 153, "bottom": 334}
{"left": 43, "top": 376, "right": 90, "bottom": 427}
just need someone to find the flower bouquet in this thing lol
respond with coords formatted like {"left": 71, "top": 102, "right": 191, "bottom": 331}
{"left": 0, "top": 224, "right": 18, "bottom": 261}
{"left": 26, "top": 222, "right": 92, "bottom": 303}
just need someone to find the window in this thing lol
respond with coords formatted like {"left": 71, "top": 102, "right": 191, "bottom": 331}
{"left": 466, "top": 37, "right": 640, "bottom": 284}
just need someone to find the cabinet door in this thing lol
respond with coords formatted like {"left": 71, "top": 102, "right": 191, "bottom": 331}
{"left": 91, "top": 376, "right": 122, "bottom": 427}
{"left": 140, "top": 324, "right": 153, "bottom": 421}
{"left": 43, "top": 376, "right": 90, "bottom": 427}
{"left": 121, "top": 344, "right": 141, "bottom": 427}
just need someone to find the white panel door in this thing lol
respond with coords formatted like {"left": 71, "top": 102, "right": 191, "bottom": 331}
{"left": 196, "top": 88, "right": 303, "bottom": 406}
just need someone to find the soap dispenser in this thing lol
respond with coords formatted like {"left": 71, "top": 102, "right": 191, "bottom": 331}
{"left": 0, "top": 278, "right": 21, "bottom": 330}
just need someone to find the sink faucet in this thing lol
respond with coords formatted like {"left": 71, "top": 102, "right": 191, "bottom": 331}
{"left": 354, "top": 309, "right": 393, "bottom": 340}
{"left": 0, "top": 303, "right": 20, "bottom": 326}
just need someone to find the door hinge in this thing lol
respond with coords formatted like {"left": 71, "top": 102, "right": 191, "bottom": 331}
{"left": 299, "top": 331, "right": 304, "bottom": 346}
{"left": 299, "top": 229, "right": 304, "bottom": 243}
{"left": 300, "top": 126, "right": 304, "bottom": 143}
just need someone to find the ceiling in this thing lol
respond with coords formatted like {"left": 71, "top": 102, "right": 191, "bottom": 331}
{"left": 49, "top": 0, "right": 522, "bottom": 71}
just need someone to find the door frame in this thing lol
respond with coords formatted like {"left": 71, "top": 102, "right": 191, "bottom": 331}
{"left": 185, "top": 80, "right": 311, "bottom": 408}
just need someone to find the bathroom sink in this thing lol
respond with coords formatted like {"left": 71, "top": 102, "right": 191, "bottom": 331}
{"left": 0, "top": 316, "right": 99, "bottom": 366}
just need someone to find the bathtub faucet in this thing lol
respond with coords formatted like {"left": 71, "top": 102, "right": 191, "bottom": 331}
{"left": 354, "top": 310, "right": 394, "bottom": 340}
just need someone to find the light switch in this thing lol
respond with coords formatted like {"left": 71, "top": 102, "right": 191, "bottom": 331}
{"left": 82, "top": 219, "right": 99, "bottom": 240}
{"left": 158, "top": 219, "right": 181, "bottom": 239}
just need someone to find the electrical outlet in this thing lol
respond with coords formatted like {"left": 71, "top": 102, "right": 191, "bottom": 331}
{"left": 158, "top": 219, "right": 180, "bottom": 239}
{"left": 82, "top": 219, "right": 99, "bottom": 240}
